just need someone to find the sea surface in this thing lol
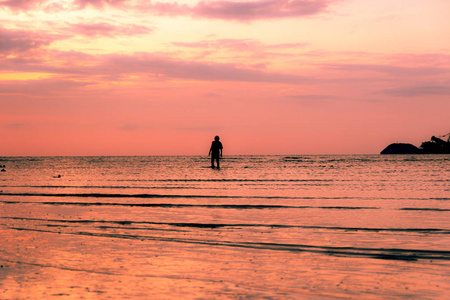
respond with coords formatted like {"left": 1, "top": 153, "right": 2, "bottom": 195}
{"left": 0, "top": 155, "right": 449, "bottom": 299}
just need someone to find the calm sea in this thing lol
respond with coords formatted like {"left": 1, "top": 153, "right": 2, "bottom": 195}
{"left": 0, "top": 155, "right": 449, "bottom": 299}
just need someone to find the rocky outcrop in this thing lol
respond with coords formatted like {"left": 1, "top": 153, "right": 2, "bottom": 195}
{"left": 380, "top": 143, "right": 420, "bottom": 155}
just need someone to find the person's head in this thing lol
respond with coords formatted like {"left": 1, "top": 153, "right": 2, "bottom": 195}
{"left": 214, "top": 135, "right": 220, "bottom": 141}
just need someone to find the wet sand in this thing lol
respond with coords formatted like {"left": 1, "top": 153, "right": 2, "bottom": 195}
{"left": 1, "top": 214, "right": 449, "bottom": 299}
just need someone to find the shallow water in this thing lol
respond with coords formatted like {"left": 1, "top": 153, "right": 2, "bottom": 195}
{"left": 0, "top": 155, "right": 449, "bottom": 299}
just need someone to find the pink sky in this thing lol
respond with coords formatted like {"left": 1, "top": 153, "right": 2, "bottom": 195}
{"left": 1, "top": 0, "right": 449, "bottom": 155}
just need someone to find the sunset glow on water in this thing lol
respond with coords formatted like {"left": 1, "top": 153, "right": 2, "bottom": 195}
{"left": 0, "top": 156, "right": 449, "bottom": 299}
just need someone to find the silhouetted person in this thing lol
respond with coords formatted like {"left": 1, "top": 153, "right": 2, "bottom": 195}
{"left": 209, "top": 136, "right": 223, "bottom": 169}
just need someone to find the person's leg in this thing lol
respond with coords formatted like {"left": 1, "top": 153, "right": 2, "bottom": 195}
{"left": 216, "top": 158, "right": 220, "bottom": 169}
{"left": 211, "top": 156, "right": 215, "bottom": 168}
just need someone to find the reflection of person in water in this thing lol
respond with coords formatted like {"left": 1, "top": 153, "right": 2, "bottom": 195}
{"left": 209, "top": 136, "right": 223, "bottom": 169}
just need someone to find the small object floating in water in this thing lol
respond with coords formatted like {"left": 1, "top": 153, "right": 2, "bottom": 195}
{"left": 1, "top": 168, "right": 5, "bottom": 172}
{"left": 54, "top": 174, "right": 62, "bottom": 178}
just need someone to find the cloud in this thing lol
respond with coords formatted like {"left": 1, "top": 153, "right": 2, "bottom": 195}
{"left": 1, "top": 56, "right": 84, "bottom": 75}
{"left": 141, "top": 0, "right": 332, "bottom": 21}
{"left": 389, "top": 53, "right": 450, "bottom": 66}
{"left": 322, "top": 63, "right": 450, "bottom": 77}
{"left": 176, "top": 126, "right": 223, "bottom": 131}
{"left": 68, "top": 22, "right": 153, "bottom": 37}
{"left": 173, "top": 39, "right": 262, "bottom": 51}
{"left": 193, "top": 0, "right": 328, "bottom": 21}
{"left": 0, "top": 78, "right": 91, "bottom": 94}
{"left": 0, "top": 0, "right": 127, "bottom": 11}
{"left": 192, "top": 0, "right": 330, "bottom": 21}
{"left": 266, "top": 42, "right": 309, "bottom": 49}
{"left": 1, "top": 47, "right": 314, "bottom": 84}
{"left": 0, "top": 0, "right": 44, "bottom": 10}
{"left": 1, "top": 48, "right": 100, "bottom": 75}
{"left": 73, "top": 0, "right": 127, "bottom": 9}
{"left": 1, "top": 0, "right": 334, "bottom": 21}
{"left": 171, "top": 38, "right": 307, "bottom": 60}
{"left": 119, "top": 123, "right": 139, "bottom": 130}
{"left": 173, "top": 39, "right": 307, "bottom": 52}
{"left": 4, "top": 122, "right": 32, "bottom": 129}
{"left": 101, "top": 52, "right": 312, "bottom": 83}
{"left": 136, "top": 0, "right": 189, "bottom": 15}
{"left": 380, "top": 84, "right": 450, "bottom": 97}
{"left": 287, "top": 94, "right": 337, "bottom": 100}
{"left": 203, "top": 92, "right": 220, "bottom": 97}
{"left": 0, "top": 27, "right": 54, "bottom": 54}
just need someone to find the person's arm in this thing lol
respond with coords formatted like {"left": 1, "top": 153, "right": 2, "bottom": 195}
{"left": 220, "top": 145, "right": 223, "bottom": 157}
{"left": 208, "top": 144, "right": 212, "bottom": 156}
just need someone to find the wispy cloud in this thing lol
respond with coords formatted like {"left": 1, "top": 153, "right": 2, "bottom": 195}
{"left": 203, "top": 92, "right": 220, "bottom": 97}
{"left": 322, "top": 63, "right": 450, "bottom": 77}
{"left": 287, "top": 94, "right": 338, "bottom": 100}
{"left": 0, "top": 26, "right": 54, "bottom": 54}
{"left": 1, "top": 48, "right": 315, "bottom": 89}
{"left": 100, "top": 52, "right": 313, "bottom": 83}
{"left": 173, "top": 39, "right": 307, "bottom": 52}
{"left": 380, "top": 84, "right": 450, "bottom": 97}
{"left": 1, "top": 0, "right": 335, "bottom": 21}
{"left": 0, "top": 78, "right": 91, "bottom": 94}
{"left": 171, "top": 38, "right": 307, "bottom": 61}
{"left": 176, "top": 126, "right": 223, "bottom": 131}
{"left": 4, "top": 122, "right": 32, "bottom": 129}
{"left": 192, "top": 0, "right": 331, "bottom": 21}
{"left": 73, "top": 0, "right": 127, "bottom": 9}
{"left": 119, "top": 123, "right": 139, "bottom": 130}
{"left": 0, "top": 0, "right": 43, "bottom": 11}
{"left": 67, "top": 22, "right": 153, "bottom": 37}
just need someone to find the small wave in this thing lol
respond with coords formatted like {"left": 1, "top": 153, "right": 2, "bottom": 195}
{"left": 0, "top": 185, "right": 198, "bottom": 190}
{"left": 4, "top": 217, "right": 449, "bottom": 234}
{"left": 323, "top": 159, "right": 347, "bottom": 163}
{"left": 1, "top": 192, "right": 447, "bottom": 201}
{"left": 0, "top": 200, "right": 379, "bottom": 210}
{"left": 116, "top": 179, "right": 333, "bottom": 182}
{"left": 227, "top": 241, "right": 450, "bottom": 261}
{"left": 5, "top": 225, "right": 450, "bottom": 261}
{"left": 0, "top": 192, "right": 349, "bottom": 200}
{"left": 283, "top": 156, "right": 307, "bottom": 161}
{"left": 401, "top": 208, "right": 450, "bottom": 212}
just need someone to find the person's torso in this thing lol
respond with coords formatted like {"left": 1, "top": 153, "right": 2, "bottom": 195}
{"left": 211, "top": 141, "right": 222, "bottom": 153}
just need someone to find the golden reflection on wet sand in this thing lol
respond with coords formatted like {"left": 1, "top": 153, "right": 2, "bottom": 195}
{"left": 1, "top": 220, "right": 448, "bottom": 299}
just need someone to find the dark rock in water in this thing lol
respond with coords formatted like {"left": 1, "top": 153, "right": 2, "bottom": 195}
{"left": 380, "top": 143, "right": 420, "bottom": 154}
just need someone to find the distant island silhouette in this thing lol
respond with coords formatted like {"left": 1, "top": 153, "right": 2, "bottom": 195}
{"left": 381, "top": 133, "right": 450, "bottom": 154}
